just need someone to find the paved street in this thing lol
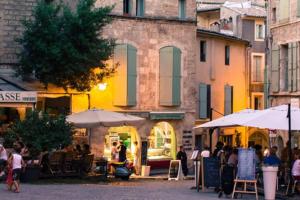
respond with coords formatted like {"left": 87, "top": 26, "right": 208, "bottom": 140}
{"left": 0, "top": 179, "right": 273, "bottom": 200}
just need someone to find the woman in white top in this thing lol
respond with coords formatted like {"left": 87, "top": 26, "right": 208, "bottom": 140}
{"left": 8, "top": 148, "right": 24, "bottom": 193}
{"left": 292, "top": 152, "right": 300, "bottom": 181}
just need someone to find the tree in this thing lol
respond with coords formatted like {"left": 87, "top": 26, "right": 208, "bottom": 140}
{"left": 6, "top": 111, "right": 73, "bottom": 157}
{"left": 17, "top": 0, "right": 115, "bottom": 91}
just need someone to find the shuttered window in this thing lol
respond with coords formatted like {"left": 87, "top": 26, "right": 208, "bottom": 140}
{"left": 225, "top": 45, "right": 230, "bottom": 65}
{"left": 159, "top": 46, "right": 181, "bottom": 106}
{"left": 279, "top": 0, "right": 290, "bottom": 21}
{"left": 224, "top": 85, "right": 233, "bottom": 115}
{"left": 288, "top": 43, "right": 299, "bottom": 92}
{"left": 271, "top": 45, "right": 280, "bottom": 92}
{"left": 137, "top": 0, "right": 144, "bottom": 17}
{"left": 199, "top": 83, "right": 211, "bottom": 119}
{"left": 123, "top": 0, "right": 131, "bottom": 15}
{"left": 113, "top": 44, "right": 137, "bottom": 106}
{"left": 179, "top": 0, "right": 186, "bottom": 19}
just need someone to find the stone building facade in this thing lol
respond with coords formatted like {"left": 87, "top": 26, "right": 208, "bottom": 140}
{"left": 267, "top": 0, "right": 300, "bottom": 149}
{"left": 0, "top": 0, "right": 197, "bottom": 173}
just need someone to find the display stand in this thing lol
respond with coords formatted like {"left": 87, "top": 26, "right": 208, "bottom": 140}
{"left": 232, "top": 148, "right": 258, "bottom": 200}
{"left": 190, "top": 150, "right": 200, "bottom": 191}
{"left": 168, "top": 160, "right": 183, "bottom": 181}
{"left": 231, "top": 179, "right": 258, "bottom": 200}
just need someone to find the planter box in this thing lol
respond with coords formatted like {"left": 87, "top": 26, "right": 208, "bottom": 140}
{"left": 20, "top": 165, "right": 41, "bottom": 183}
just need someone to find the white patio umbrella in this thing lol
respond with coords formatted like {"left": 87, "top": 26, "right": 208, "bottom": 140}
{"left": 66, "top": 109, "right": 145, "bottom": 128}
{"left": 194, "top": 109, "right": 258, "bottom": 129}
{"left": 240, "top": 105, "right": 300, "bottom": 131}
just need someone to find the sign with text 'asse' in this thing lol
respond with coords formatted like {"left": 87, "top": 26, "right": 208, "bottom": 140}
{"left": 0, "top": 91, "right": 37, "bottom": 103}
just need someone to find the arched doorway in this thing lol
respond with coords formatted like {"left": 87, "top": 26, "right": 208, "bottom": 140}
{"left": 103, "top": 126, "right": 140, "bottom": 161}
{"left": 248, "top": 131, "right": 269, "bottom": 150}
{"left": 147, "top": 122, "right": 177, "bottom": 169}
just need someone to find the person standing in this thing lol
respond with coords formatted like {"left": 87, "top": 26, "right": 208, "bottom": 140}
{"left": 118, "top": 141, "right": 127, "bottom": 162}
{"left": 0, "top": 144, "right": 8, "bottom": 177}
{"left": 177, "top": 146, "right": 188, "bottom": 177}
{"left": 133, "top": 141, "right": 140, "bottom": 175}
{"left": 111, "top": 142, "right": 119, "bottom": 162}
{"left": 8, "top": 148, "right": 24, "bottom": 193}
{"left": 201, "top": 146, "right": 210, "bottom": 158}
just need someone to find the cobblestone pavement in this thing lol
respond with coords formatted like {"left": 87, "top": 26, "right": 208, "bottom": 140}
{"left": 0, "top": 180, "right": 295, "bottom": 200}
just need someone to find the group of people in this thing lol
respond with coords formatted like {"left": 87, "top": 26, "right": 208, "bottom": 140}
{"left": 110, "top": 141, "right": 140, "bottom": 174}
{"left": 0, "top": 143, "right": 25, "bottom": 193}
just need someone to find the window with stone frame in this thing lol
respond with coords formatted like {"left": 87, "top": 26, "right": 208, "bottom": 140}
{"left": 252, "top": 55, "right": 264, "bottom": 82}
{"left": 255, "top": 23, "right": 265, "bottom": 40}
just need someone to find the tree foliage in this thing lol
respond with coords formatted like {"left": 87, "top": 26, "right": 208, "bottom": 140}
{"left": 17, "top": 0, "right": 115, "bottom": 91}
{"left": 6, "top": 111, "right": 73, "bottom": 157}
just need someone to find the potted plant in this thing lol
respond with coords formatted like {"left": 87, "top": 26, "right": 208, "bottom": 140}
{"left": 5, "top": 111, "right": 73, "bottom": 182}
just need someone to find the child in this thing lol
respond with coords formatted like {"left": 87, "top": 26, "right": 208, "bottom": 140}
{"left": 8, "top": 148, "right": 24, "bottom": 193}
{"left": 6, "top": 153, "right": 13, "bottom": 191}
{"left": 292, "top": 152, "right": 300, "bottom": 181}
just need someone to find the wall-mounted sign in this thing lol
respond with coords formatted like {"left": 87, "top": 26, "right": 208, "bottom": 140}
{"left": 0, "top": 91, "right": 37, "bottom": 103}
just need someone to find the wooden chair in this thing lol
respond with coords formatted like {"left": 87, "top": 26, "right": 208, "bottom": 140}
{"left": 82, "top": 154, "right": 94, "bottom": 173}
{"left": 286, "top": 177, "right": 300, "bottom": 195}
{"left": 48, "top": 151, "right": 64, "bottom": 175}
{"left": 63, "top": 151, "right": 75, "bottom": 173}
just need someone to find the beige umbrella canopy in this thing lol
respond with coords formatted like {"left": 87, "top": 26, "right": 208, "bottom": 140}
{"left": 66, "top": 109, "right": 145, "bottom": 128}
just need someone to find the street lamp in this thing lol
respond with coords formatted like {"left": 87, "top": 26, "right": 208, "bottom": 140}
{"left": 97, "top": 83, "right": 107, "bottom": 91}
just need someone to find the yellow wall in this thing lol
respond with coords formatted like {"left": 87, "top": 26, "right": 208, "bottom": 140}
{"left": 196, "top": 34, "right": 248, "bottom": 147}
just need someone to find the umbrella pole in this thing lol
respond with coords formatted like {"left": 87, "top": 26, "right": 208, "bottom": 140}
{"left": 287, "top": 104, "right": 293, "bottom": 185}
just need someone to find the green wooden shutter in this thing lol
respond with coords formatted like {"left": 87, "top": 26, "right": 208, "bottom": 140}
{"left": 224, "top": 85, "right": 233, "bottom": 115}
{"left": 288, "top": 43, "right": 293, "bottom": 91}
{"left": 137, "top": 0, "right": 144, "bottom": 17}
{"left": 179, "top": 0, "right": 186, "bottom": 19}
{"left": 113, "top": 44, "right": 128, "bottom": 106}
{"left": 292, "top": 43, "right": 298, "bottom": 92}
{"left": 159, "top": 47, "right": 173, "bottom": 106}
{"left": 279, "top": 0, "right": 290, "bottom": 21}
{"left": 127, "top": 44, "right": 137, "bottom": 106}
{"left": 199, "top": 83, "right": 208, "bottom": 119}
{"left": 271, "top": 44, "right": 280, "bottom": 92}
{"left": 172, "top": 47, "right": 181, "bottom": 106}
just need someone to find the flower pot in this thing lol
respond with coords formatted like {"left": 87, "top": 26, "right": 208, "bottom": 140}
{"left": 262, "top": 166, "right": 278, "bottom": 200}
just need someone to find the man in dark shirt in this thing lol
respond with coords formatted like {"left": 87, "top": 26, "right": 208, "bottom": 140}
{"left": 264, "top": 146, "right": 281, "bottom": 166}
{"left": 177, "top": 146, "right": 188, "bottom": 176}
{"left": 118, "top": 141, "right": 127, "bottom": 162}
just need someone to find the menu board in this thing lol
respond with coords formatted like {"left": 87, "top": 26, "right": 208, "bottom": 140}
{"left": 237, "top": 148, "right": 256, "bottom": 180}
{"left": 168, "top": 160, "right": 182, "bottom": 180}
{"left": 141, "top": 141, "right": 148, "bottom": 165}
{"left": 203, "top": 157, "right": 220, "bottom": 188}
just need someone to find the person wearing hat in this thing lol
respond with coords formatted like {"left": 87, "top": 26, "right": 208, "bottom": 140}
{"left": 0, "top": 144, "right": 8, "bottom": 177}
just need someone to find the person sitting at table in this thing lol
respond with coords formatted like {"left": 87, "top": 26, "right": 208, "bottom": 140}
{"left": 263, "top": 146, "right": 281, "bottom": 166}
{"left": 111, "top": 142, "right": 119, "bottom": 162}
{"left": 82, "top": 144, "right": 91, "bottom": 156}
{"left": 292, "top": 152, "right": 300, "bottom": 180}
{"left": 74, "top": 144, "right": 82, "bottom": 158}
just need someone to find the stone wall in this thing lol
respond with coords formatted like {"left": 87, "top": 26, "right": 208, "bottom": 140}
{"left": 0, "top": 0, "right": 36, "bottom": 74}
{"left": 97, "top": 0, "right": 196, "bottom": 20}
{"left": 102, "top": 18, "right": 197, "bottom": 113}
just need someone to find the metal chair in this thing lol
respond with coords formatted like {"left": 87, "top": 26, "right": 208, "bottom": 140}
{"left": 286, "top": 176, "right": 300, "bottom": 195}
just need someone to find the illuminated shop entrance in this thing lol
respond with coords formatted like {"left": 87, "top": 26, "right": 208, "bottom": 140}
{"left": 104, "top": 126, "right": 140, "bottom": 161}
{"left": 248, "top": 131, "right": 269, "bottom": 149}
{"left": 147, "top": 122, "right": 176, "bottom": 168}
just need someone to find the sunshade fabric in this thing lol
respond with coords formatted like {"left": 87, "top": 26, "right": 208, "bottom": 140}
{"left": 66, "top": 109, "right": 145, "bottom": 128}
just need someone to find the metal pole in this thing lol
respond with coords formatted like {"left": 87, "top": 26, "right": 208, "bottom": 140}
{"left": 288, "top": 104, "right": 293, "bottom": 181}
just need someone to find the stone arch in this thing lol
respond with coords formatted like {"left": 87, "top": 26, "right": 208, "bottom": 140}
{"left": 248, "top": 130, "right": 269, "bottom": 149}
{"left": 148, "top": 121, "right": 177, "bottom": 160}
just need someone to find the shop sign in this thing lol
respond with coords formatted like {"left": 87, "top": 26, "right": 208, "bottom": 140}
{"left": 150, "top": 112, "right": 185, "bottom": 120}
{"left": 0, "top": 91, "right": 37, "bottom": 103}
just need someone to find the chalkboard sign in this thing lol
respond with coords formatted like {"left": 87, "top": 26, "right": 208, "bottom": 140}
{"left": 141, "top": 141, "right": 148, "bottom": 165}
{"left": 202, "top": 157, "right": 220, "bottom": 188}
{"left": 168, "top": 160, "right": 182, "bottom": 180}
{"left": 237, "top": 148, "right": 255, "bottom": 180}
